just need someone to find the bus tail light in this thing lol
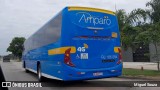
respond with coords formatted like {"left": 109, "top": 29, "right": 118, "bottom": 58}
{"left": 117, "top": 48, "right": 122, "bottom": 64}
{"left": 64, "top": 48, "right": 75, "bottom": 67}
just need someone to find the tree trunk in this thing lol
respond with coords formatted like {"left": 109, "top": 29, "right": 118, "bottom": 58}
{"left": 154, "top": 42, "right": 160, "bottom": 71}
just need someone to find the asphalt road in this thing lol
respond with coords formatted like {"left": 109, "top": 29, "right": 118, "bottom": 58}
{"left": 0, "top": 60, "right": 160, "bottom": 90}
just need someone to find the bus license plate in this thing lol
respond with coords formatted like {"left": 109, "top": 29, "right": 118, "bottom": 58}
{"left": 93, "top": 72, "right": 103, "bottom": 76}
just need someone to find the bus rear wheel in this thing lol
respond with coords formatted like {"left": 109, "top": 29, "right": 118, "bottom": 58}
{"left": 37, "top": 64, "right": 43, "bottom": 82}
{"left": 24, "top": 62, "right": 29, "bottom": 73}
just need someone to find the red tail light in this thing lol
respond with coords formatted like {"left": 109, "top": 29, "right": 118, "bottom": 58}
{"left": 117, "top": 48, "right": 122, "bottom": 64}
{"left": 64, "top": 48, "right": 75, "bottom": 67}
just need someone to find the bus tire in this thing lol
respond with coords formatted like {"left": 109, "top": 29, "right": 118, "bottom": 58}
{"left": 37, "top": 64, "right": 43, "bottom": 82}
{"left": 24, "top": 62, "right": 29, "bottom": 73}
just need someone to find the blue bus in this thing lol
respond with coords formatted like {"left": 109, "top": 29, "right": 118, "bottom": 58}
{"left": 22, "top": 6, "right": 122, "bottom": 81}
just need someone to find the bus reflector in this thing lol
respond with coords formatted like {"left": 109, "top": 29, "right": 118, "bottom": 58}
{"left": 112, "top": 32, "right": 117, "bottom": 38}
{"left": 114, "top": 47, "right": 120, "bottom": 53}
{"left": 64, "top": 48, "right": 75, "bottom": 67}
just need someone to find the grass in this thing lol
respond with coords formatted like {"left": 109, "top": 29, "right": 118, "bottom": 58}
{"left": 123, "top": 68, "right": 160, "bottom": 76}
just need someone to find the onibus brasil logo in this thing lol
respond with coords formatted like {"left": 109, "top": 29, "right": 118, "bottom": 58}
{"left": 76, "top": 12, "right": 112, "bottom": 26}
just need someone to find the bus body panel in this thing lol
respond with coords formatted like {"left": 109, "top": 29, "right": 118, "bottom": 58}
{"left": 61, "top": 7, "right": 121, "bottom": 68}
{"left": 22, "top": 7, "right": 122, "bottom": 81}
{"left": 63, "top": 63, "right": 122, "bottom": 81}
{"left": 23, "top": 11, "right": 63, "bottom": 80}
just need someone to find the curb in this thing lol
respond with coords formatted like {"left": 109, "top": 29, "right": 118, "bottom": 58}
{"left": 119, "top": 76, "right": 160, "bottom": 80}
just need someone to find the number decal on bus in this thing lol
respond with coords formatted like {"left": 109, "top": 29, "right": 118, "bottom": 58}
{"left": 77, "top": 47, "right": 86, "bottom": 52}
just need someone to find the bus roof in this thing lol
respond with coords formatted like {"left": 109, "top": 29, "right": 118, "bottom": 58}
{"left": 68, "top": 6, "right": 115, "bottom": 16}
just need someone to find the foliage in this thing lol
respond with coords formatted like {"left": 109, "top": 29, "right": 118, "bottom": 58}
{"left": 145, "top": 0, "right": 160, "bottom": 70}
{"left": 118, "top": 0, "right": 160, "bottom": 71}
{"left": 135, "top": 23, "right": 151, "bottom": 45}
{"left": 146, "top": 0, "right": 160, "bottom": 23}
{"left": 7, "top": 37, "right": 26, "bottom": 59}
{"left": 116, "top": 9, "right": 146, "bottom": 50}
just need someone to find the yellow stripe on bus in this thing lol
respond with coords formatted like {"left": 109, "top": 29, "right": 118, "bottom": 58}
{"left": 114, "top": 47, "right": 121, "bottom": 53}
{"left": 68, "top": 6, "right": 115, "bottom": 15}
{"left": 48, "top": 46, "right": 76, "bottom": 55}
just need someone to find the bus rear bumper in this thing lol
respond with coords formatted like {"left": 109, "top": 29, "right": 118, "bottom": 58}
{"left": 63, "top": 63, "right": 123, "bottom": 81}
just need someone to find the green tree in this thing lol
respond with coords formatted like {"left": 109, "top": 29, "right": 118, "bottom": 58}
{"left": 135, "top": 0, "right": 160, "bottom": 70}
{"left": 146, "top": 0, "right": 160, "bottom": 71}
{"left": 7, "top": 37, "right": 26, "bottom": 60}
{"left": 116, "top": 9, "right": 146, "bottom": 50}
{"left": 136, "top": 22, "right": 160, "bottom": 70}
{"left": 146, "top": 0, "right": 160, "bottom": 23}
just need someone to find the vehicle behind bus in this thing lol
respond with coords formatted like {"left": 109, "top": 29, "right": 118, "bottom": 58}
{"left": 23, "top": 6, "right": 122, "bottom": 81}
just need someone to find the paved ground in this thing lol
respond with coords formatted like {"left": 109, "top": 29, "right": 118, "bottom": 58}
{"left": 0, "top": 60, "right": 160, "bottom": 90}
{"left": 123, "top": 62, "right": 158, "bottom": 70}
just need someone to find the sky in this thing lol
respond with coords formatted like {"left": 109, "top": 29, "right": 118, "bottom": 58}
{"left": 0, "top": 0, "right": 151, "bottom": 55}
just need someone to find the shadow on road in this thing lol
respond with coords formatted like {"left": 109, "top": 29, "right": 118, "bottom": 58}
{"left": 0, "top": 65, "right": 8, "bottom": 90}
{"left": 25, "top": 70, "right": 132, "bottom": 87}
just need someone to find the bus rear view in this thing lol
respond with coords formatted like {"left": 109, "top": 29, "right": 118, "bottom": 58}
{"left": 56, "top": 7, "right": 122, "bottom": 80}
{"left": 23, "top": 6, "right": 122, "bottom": 81}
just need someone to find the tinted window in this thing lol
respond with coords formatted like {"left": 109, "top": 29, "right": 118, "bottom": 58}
{"left": 24, "top": 13, "right": 62, "bottom": 52}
